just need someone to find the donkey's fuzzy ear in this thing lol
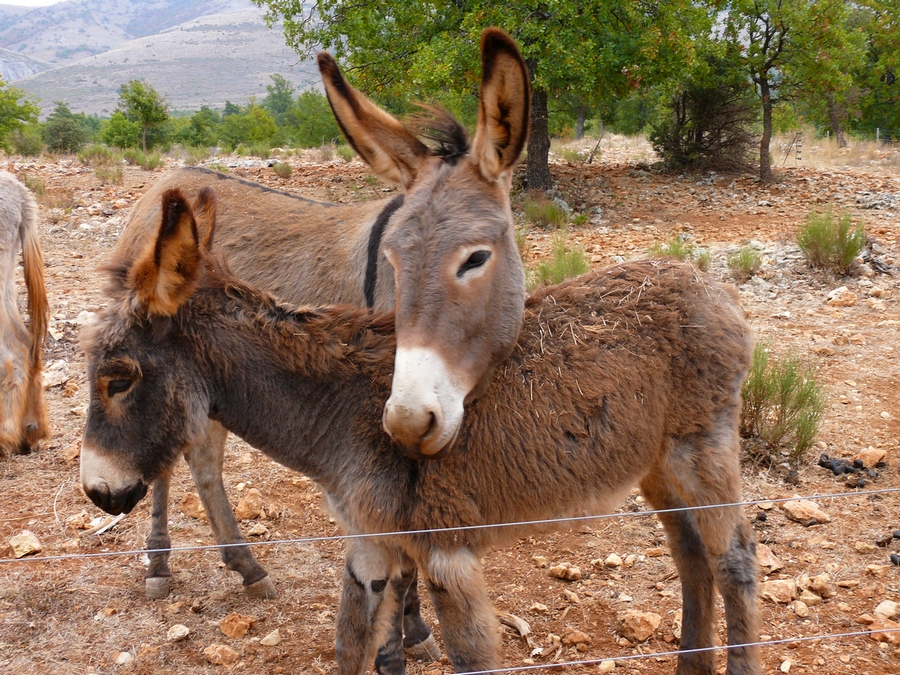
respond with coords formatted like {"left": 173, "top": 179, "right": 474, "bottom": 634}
{"left": 471, "top": 28, "right": 531, "bottom": 187}
{"left": 318, "top": 52, "right": 430, "bottom": 188}
{"left": 129, "top": 188, "right": 202, "bottom": 316}
{"left": 193, "top": 186, "right": 218, "bottom": 252}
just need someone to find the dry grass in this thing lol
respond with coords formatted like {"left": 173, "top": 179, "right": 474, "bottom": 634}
{"left": 772, "top": 129, "right": 900, "bottom": 171}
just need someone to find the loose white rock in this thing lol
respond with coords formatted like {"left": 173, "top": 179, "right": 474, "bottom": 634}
{"left": 167, "top": 624, "right": 190, "bottom": 641}
{"left": 782, "top": 499, "right": 831, "bottom": 524}
{"left": 9, "top": 530, "right": 42, "bottom": 558}
{"left": 260, "top": 629, "right": 282, "bottom": 646}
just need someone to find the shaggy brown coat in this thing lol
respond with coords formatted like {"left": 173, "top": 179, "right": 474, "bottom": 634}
{"left": 82, "top": 189, "right": 760, "bottom": 675}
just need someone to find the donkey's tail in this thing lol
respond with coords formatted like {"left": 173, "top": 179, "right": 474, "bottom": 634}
{"left": 19, "top": 188, "right": 49, "bottom": 446}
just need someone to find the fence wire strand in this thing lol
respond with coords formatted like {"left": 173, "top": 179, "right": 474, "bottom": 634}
{"left": 2, "top": 486, "right": 898, "bottom": 566}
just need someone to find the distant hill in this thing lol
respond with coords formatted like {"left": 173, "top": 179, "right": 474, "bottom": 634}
{"left": 14, "top": 7, "right": 322, "bottom": 117}
{"left": 0, "top": 45, "right": 51, "bottom": 82}
{"left": 0, "top": 0, "right": 258, "bottom": 65}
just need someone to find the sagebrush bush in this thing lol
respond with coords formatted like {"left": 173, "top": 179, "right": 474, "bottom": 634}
{"left": 529, "top": 229, "right": 589, "bottom": 290}
{"left": 727, "top": 246, "right": 763, "bottom": 282}
{"left": 523, "top": 193, "right": 568, "bottom": 228}
{"left": 95, "top": 165, "right": 124, "bottom": 185}
{"left": 797, "top": 207, "right": 866, "bottom": 275}
{"left": 648, "top": 236, "right": 710, "bottom": 271}
{"left": 740, "top": 342, "right": 826, "bottom": 464}
{"left": 272, "top": 162, "right": 293, "bottom": 179}
{"left": 21, "top": 173, "right": 45, "bottom": 199}
{"left": 78, "top": 145, "right": 117, "bottom": 166}
{"left": 185, "top": 146, "right": 212, "bottom": 165}
{"left": 336, "top": 144, "right": 355, "bottom": 162}
{"left": 8, "top": 128, "right": 45, "bottom": 156}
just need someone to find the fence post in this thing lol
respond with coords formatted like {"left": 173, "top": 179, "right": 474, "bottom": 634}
{"left": 796, "top": 131, "right": 802, "bottom": 163}
{"left": 877, "top": 128, "right": 880, "bottom": 144}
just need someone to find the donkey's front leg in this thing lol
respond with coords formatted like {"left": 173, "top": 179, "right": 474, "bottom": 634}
{"left": 145, "top": 474, "right": 173, "bottom": 598}
{"left": 423, "top": 548, "right": 500, "bottom": 673}
{"left": 374, "top": 561, "right": 441, "bottom": 675}
{"left": 337, "top": 539, "right": 398, "bottom": 675}
{"left": 184, "top": 421, "right": 275, "bottom": 598}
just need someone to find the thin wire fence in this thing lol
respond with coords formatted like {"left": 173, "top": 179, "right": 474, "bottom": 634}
{"left": 3, "top": 486, "right": 898, "bottom": 565}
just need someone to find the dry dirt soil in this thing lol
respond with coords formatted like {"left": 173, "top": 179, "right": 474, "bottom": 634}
{"left": 1, "top": 142, "right": 900, "bottom": 675}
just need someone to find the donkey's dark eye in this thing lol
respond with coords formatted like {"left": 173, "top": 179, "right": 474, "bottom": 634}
{"left": 107, "top": 379, "right": 132, "bottom": 397}
{"left": 457, "top": 250, "right": 491, "bottom": 278}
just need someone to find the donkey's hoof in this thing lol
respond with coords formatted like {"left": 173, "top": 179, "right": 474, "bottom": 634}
{"left": 244, "top": 576, "right": 278, "bottom": 599}
{"left": 405, "top": 634, "right": 441, "bottom": 662}
{"left": 145, "top": 576, "right": 171, "bottom": 599}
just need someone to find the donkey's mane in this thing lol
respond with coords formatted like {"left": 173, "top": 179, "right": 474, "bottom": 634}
{"left": 409, "top": 104, "right": 470, "bottom": 164}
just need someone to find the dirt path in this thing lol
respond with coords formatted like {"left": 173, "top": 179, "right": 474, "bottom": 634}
{"left": 1, "top": 147, "right": 899, "bottom": 675}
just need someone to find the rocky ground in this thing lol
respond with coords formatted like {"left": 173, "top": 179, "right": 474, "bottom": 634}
{"left": 1, "top": 137, "right": 900, "bottom": 675}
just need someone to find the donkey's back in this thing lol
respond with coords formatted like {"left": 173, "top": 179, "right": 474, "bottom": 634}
{"left": 117, "top": 167, "right": 395, "bottom": 308}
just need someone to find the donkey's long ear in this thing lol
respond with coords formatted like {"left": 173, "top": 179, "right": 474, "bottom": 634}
{"left": 318, "top": 52, "right": 430, "bottom": 188}
{"left": 471, "top": 28, "right": 531, "bottom": 187}
{"left": 129, "top": 188, "right": 202, "bottom": 316}
{"left": 193, "top": 186, "right": 218, "bottom": 252}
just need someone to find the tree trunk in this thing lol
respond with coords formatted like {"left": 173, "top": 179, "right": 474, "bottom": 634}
{"left": 526, "top": 88, "right": 552, "bottom": 192}
{"left": 758, "top": 78, "right": 773, "bottom": 183}
{"left": 575, "top": 103, "right": 587, "bottom": 140}
{"left": 142, "top": 127, "right": 148, "bottom": 153}
{"left": 826, "top": 96, "right": 848, "bottom": 148}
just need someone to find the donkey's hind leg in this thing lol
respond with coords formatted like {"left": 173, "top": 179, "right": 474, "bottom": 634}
{"left": 650, "top": 415, "right": 760, "bottom": 675}
{"left": 640, "top": 471, "right": 718, "bottom": 675}
{"left": 184, "top": 421, "right": 275, "bottom": 598}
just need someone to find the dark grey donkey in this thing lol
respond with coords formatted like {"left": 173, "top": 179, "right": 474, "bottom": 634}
{"left": 82, "top": 187, "right": 760, "bottom": 675}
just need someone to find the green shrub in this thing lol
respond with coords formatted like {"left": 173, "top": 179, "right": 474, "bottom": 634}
{"left": 797, "top": 207, "right": 866, "bottom": 275}
{"left": 8, "top": 127, "right": 44, "bottom": 156}
{"left": 43, "top": 115, "right": 86, "bottom": 153}
{"left": 272, "top": 162, "right": 292, "bottom": 179}
{"left": 248, "top": 142, "right": 271, "bottom": 159}
{"left": 572, "top": 213, "right": 589, "bottom": 226}
{"left": 727, "top": 246, "right": 763, "bottom": 283}
{"left": 206, "top": 162, "right": 230, "bottom": 173}
{"left": 523, "top": 193, "right": 568, "bottom": 228}
{"left": 740, "top": 342, "right": 826, "bottom": 464}
{"left": 648, "top": 236, "right": 711, "bottom": 271}
{"left": 185, "top": 146, "right": 212, "bottom": 165}
{"left": 21, "top": 173, "right": 45, "bottom": 198}
{"left": 123, "top": 148, "right": 164, "bottom": 170}
{"left": 529, "top": 229, "right": 589, "bottom": 290}
{"left": 336, "top": 144, "right": 355, "bottom": 162}
{"left": 78, "top": 144, "right": 117, "bottom": 166}
{"left": 95, "top": 164, "right": 124, "bottom": 185}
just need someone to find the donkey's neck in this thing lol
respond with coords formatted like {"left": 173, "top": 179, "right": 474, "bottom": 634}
{"left": 186, "top": 272, "right": 403, "bottom": 491}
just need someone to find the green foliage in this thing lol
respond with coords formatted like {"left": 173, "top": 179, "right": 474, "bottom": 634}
{"left": 185, "top": 146, "right": 212, "bottom": 165}
{"left": 650, "top": 49, "right": 758, "bottom": 171}
{"left": 21, "top": 173, "right": 45, "bottom": 198}
{"left": 102, "top": 112, "right": 142, "bottom": 149}
{"left": 740, "top": 342, "right": 826, "bottom": 464}
{"left": 648, "top": 236, "right": 711, "bottom": 271}
{"left": 727, "top": 246, "right": 763, "bottom": 283}
{"left": 115, "top": 79, "right": 169, "bottom": 151}
{"left": 272, "top": 161, "right": 292, "bottom": 178}
{"left": 335, "top": 144, "right": 355, "bottom": 162}
{"left": 123, "top": 148, "right": 164, "bottom": 170}
{"left": 43, "top": 102, "right": 87, "bottom": 153}
{"left": 220, "top": 104, "right": 277, "bottom": 149}
{"left": 175, "top": 106, "right": 221, "bottom": 147}
{"left": 0, "top": 78, "right": 39, "bottom": 152}
{"left": 95, "top": 164, "right": 124, "bottom": 185}
{"left": 284, "top": 90, "right": 341, "bottom": 147}
{"left": 8, "top": 125, "right": 44, "bottom": 156}
{"left": 529, "top": 229, "right": 589, "bottom": 290}
{"left": 523, "top": 193, "right": 568, "bottom": 229}
{"left": 78, "top": 144, "right": 118, "bottom": 165}
{"left": 797, "top": 208, "right": 866, "bottom": 275}
{"left": 263, "top": 74, "right": 296, "bottom": 125}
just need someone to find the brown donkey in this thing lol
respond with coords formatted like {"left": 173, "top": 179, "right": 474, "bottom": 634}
{"left": 82, "top": 188, "right": 760, "bottom": 675}
{"left": 111, "top": 27, "right": 530, "bottom": 613}
{"left": 0, "top": 171, "right": 49, "bottom": 456}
